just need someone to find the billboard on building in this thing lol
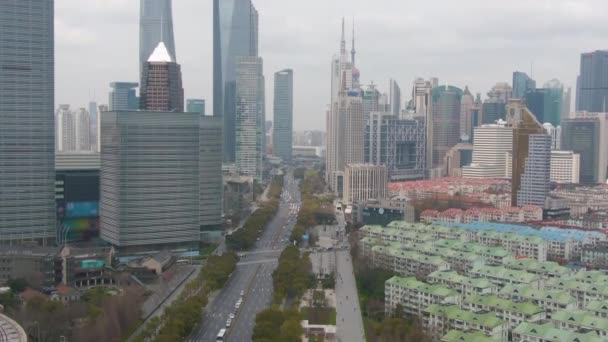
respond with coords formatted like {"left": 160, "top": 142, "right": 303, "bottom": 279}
{"left": 66, "top": 202, "right": 99, "bottom": 218}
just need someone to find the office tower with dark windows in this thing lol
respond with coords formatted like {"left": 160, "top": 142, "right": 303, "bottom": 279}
{"left": 235, "top": 56, "right": 265, "bottom": 181}
{"left": 199, "top": 116, "right": 223, "bottom": 235}
{"left": 187, "top": 99, "right": 206, "bottom": 115}
{"left": 481, "top": 97, "right": 506, "bottom": 124}
{"left": 431, "top": 85, "right": 462, "bottom": 166}
{"left": 460, "top": 86, "right": 474, "bottom": 137}
{"left": 362, "top": 84, "right": 380, "bottom": 118}
{"left": 525, "top": 88, "right": 562, "bottom": 126}
{"left": 512, "top": 71, "right": 536, "bottom": 99}
{"left": 213, "top": 0, "right": 259, "bottom": 162}
{"left": 140, "top": 42, "right": 184, "bottom": 112}
{"left": 100, "top": 111, "right": 201, "bottom": 253}
{"left": 0, "top": 0, "right": 55, "bottom": 243}
{"left": 562, "top": 117, "right": 606, "bottom": 184}
{"left": 365, "top": 112, "right": 426, "bottom": 181}
{"left": 577, "top": 50, "right": 608, "bottom": 112}
{"left": 273, "top": 69, "right": 294, "bottom": 162}
{"left": 139, "top": 0, "right": 176, "bottom": 73}
{"left": 109, "top": 82, "right": 139, "bottom": 111}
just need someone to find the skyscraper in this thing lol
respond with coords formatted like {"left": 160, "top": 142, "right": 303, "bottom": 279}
{"left": 561, "top": 117, "right": 607, "bottom": 184}
{"left": 362, "top": 84, "right": 380, "bottom": 118}
{"left": 109, "top": 82, "right": 139, "bottom": 111}
{"left": 213, "top": 0, "right": 259, "bottom": 162}
{"left": 510, "top": 103, "right": 549, "bottom": 206}
{"left": 460, "top": 86, "right": 474, "bottom": 137}
{"left": 0, "top": 0, "right": 55, "bottom": 243}
{"left": 481, "top": 97, "right": 506, "bottom": 124}
{"left": 411, "top": 78, "right": 434, "bottom": 172}
{"left": 100, "top": 111, "right": 201, "bottom": 253}
{"left": 199, "top": 116, "right": 223, "bottom": 233}
{"left": 56, "top": 105, "right": 77, "bottom": 152}
{"left": 89, "top": 101, "right": 99, "bottom": 152}
{"left": 577, "top": 50, "right": 608, "bottom": 112}
{"left": 525, "top": 87, "right": 562, "bottom": 126}
{"left": 235, "top": 56, "right": 265, "bottom": 181}
{"left": 431, "top": 85, "right": 463, "bottom": 166}
{"left": 462, "top": 123, "right": 513, "bottom": 179}
{"left": 139, "top": 0, "right": 176, "bottom": 72}
{"left": 512, "top": 71, "right": 536, "bottom": 99}
{"left": 389, "top": 79, "right": 401, "bottom": 117}
{"left": 273, "top": 69, "right": 294, "bottom": 162}
{"left": 140, "top": 42, "right": 184, "bottom": 112}
{"left": 187, "top": 99, "right": 206, "bottom": 114}
{"left": 76, "top": 107, "right": 91, "bottom": 151}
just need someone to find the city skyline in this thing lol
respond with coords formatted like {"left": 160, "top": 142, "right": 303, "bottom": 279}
{"left": 55, "top": 0, "right": 608, "bottom": 131}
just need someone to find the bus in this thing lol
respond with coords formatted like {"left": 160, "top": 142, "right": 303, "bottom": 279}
{"left": 216, "top": 328, "right": 227, "bottom": 341}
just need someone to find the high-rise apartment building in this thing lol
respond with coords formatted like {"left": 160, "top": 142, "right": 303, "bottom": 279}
{"left": 213, "top": 0, "right": 259, "bottom": 162}
{"left": 75, "top": 108, "right": 91, "bottom": 151}
{"left": 89, "top": 101, "right": 99, "bottom": 152}
{"left": 56, "top": 105, "right": 77, "bottom": 152}
{"left": 235, "top": 56, "right": 265, "bottom": 181}
{"left": 0, "top": 0, "right": 55, "bottom": 243}
{"left": 343, "top": 164, "right": 387, "bottom": 205}
{"left": 562, "top": 116, "right": 608, "bottom": 184}
{"left": 512, "top": 71, "right": 536, "bottom": 99}
{"left": 510, "top": 103, "right": 550, "bottom": 206}
{"left": 139, "top": 0, "right": 176, "bottom": 72}
{"left": 389, "top": 79, "right": 401, "bottom": 117}
{"left": 109, "top": 82, "right": 139, "bottom": 111}
{"left": 576, "top": 50, "right": 608, "bottom": 112}
{"left": 516, "top": 134, "right": 552, "bottom": 206}
{"left": 462, "top": 124, "right": 513, "bottom": 179}
{"left": 100, "top": 111, "right": 201, "bottom": 252}
{"left": 550, "top": 151, "right": 580, "bottom": 184}
{"left": 431, "top": 85, "right": 462, "bottom": 167}
{"left": 140, "top": 42, "right": 184, "bottom": 112}
{"left": 365, "top": 112, "right": 425, "bottom": 181}
{"left": 273, "top": 69, "right": 294, "bottom": 162}
{"left": 187, "top": 99, "right": 206, "bottom": 114}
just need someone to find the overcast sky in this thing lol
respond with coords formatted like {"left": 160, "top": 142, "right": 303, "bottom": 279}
{"left": 55, "top": 0, "right": 608, "bottom": 131}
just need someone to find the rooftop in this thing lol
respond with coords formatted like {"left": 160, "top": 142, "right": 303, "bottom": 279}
{"left": 441, "top": 330, "right": 495, "bottom": 342}
{"left": 386, "top": 276, "right": 459, "bottom": 298}
{"left": 147, "top": 41, "right": 173, "bottom": 63}
{"left": 551, "top": 309, "right": 608, "bottom": 331}
{"left": 423, "top": 304, "right": 504, "bottom": 328}
{"left": 499, "top": 284, "right": 576, "bottom": 305}
{"left": 464, "top": 294, "right": 544, "bottom": 315}
{"left": 513, "top": 322, "right": 603, "bottom": 342}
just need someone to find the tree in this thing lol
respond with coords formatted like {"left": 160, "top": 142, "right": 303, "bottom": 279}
{"left": 7, "top": 278, "right": 28, "bottom": 293}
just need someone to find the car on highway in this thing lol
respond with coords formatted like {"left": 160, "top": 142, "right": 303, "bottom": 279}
{"left": 240, "top": 290, "right": 245, "bottom": 296}
{"left": 225, "top": 318, "right": 232, "bottom": 328}
{"left": 229, "top": 313, "right": 235, "bottom": 319}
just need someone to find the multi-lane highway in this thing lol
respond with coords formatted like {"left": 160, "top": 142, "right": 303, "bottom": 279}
{"left": 189, "top": 171, "right": 301, "bottom": 342}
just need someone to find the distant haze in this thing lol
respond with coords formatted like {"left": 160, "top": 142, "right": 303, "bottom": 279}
{"left": 56, "top": 0, "right": 608, "bottom": 130}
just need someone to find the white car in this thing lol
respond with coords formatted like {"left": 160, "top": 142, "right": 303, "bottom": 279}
{"left": 226, "top": 318, "right": 232, "bottom": 328}
{"left": 240, "top": 290, "right": 245, "bottom": 296}
{"left": 229, "top": 313, "right": 235, "bottom": 319}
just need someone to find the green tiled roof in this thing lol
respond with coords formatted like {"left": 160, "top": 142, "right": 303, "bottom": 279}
{"left": 546, "top": 278, "right": 608, "bottom": 296}
{"left": 552, "top": 309, "right": 608, "bottom": 331}
{"left": 423, "top": 304, "right": 504, "bottom": 328}
{"left": 503, "top": 257, "right": 571, "bottom": 276}
{"left": 571, "top": 270, "right": 608, "bottom": 284}
{"left": 585, "top": 300, "right": 608, "bottom": 314}
{"left": 469, "top": 265, "right": 540, "bottom": 283}
{"left": 441, "top": 330, "right": 495, "bottom": 342}
{"left": 513, "top": 322, "right": 604, "bottom": 342}
{"left": 499, "top": 284, "right": 576, "bottom": 306}
{"left": 372, "top": 246, "right": 449, "bottom": 266}
{"left": 428, "top": 271, "right": 496, "bottom": 290}
{"left": 386, "top": 276, "right": 459, "bottom": 298}
{"left": 464, "top": 295, "right": 544, "bottom": 315}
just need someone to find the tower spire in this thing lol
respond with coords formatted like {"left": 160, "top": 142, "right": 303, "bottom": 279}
{"left": 340, "top": 17, "right": 346, "bottom": 56}
{"left": 160, "top": 13, "right": 164, "bottom": 42}
{"left": 351, "top": 18, "right": 356, "bottom": 66}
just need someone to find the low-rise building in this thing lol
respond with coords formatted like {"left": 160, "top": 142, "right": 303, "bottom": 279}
{"left": 463, "top": 294, "right": 546, "bottom": 329}
{"left": 371, "top": 245, "right": 450, "bottom": 277}
{"left": 551, "top": 309, "right": 608, "bottom": 338}
{"left": 440, "top": 330, "right": 495, "bottom": 342}
{"left": 422, "top": 304, "right": 508, "bottom": 340}
{"left": 502, "top": 257, "right": 573, "bottom": 279}
{"left": 498, "top": 285, "right": 577, "bottom": 317}
{"left": 585, "top": 300, "right": 608, "bottom": 318}
{"left": 427, "top": 270, "right": 499, "bottom": 297}
{"left": 385, "top": 276, "right": 461, "bottom": 316}
{"left": 468, "top": 265, "right": 542, "bottom": 289}
{"left": 581, "top": 243, "right": 608, "bottom": 266}
{"left": 546, "top": 278, "right": 608, "bottom": 308}
{"left": 0, "top": 246, "right": 60, "bottom": 286}
{"left": 512, "top": 322, "right": 604, "bottom": 342}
